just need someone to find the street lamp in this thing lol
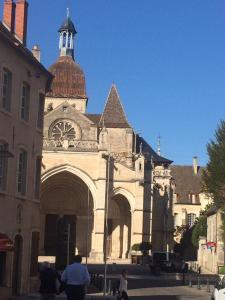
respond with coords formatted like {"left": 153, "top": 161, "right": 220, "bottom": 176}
{"left": 102, "top": 152, "right": 111, "bottom": 296}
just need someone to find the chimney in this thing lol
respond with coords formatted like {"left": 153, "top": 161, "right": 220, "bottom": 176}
{"left": 193, "top": 156, "right": 198, "bottom": 175}
{"left": 32, "top": 45, "right": 41, "bottom": 62}
{"left": 15, "top": 0, "right": 28, "bottom": 46}
{"left": 3, "top": 0, "right": 16, "bottom": 33}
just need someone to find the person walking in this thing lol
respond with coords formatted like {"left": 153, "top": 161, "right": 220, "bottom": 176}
{"left": 118, "top": 269, "right": 129, "bottom": 300}
{"left": 39, "top": 261, "right": 59, "bottom": 300}
{"left": 61, "top": 255, "right": 90, "bottom": 300}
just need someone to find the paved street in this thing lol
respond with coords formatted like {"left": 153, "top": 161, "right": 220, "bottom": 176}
{"left": 14, "top": 285, "right": 212, "bottom": 300}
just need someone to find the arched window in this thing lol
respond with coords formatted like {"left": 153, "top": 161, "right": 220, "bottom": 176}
{"left": 63, "top": 32, "right": 67, "bottom": 47}
{"left": 0, "top": 142, "right": 8, "bottom": 191}
{"left": 68, "top": 33, "right": 71, "bottom": 48}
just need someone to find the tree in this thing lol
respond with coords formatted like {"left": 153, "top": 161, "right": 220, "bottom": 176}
{"left": 202, "top": 121, "right": 225, "bottom": 209}
{"left": 192, "top": 214, "right": 207, "bottom": 248}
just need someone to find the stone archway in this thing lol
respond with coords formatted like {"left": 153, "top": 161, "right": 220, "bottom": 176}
{"left": 107, "top": 193, "right": 132, "bottom": 259}
{"left": 40, "top": 170, "right": 94, "bottom": 269}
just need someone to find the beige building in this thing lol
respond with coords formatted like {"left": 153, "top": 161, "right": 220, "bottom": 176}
{"left": 40, "top": 13, "right": 174, "bottom": 267}
{"left": 0, "top": 1, "right": 52, "bottom": 298}
{"left": 198, "top": 208, "right": 224, "bottom": 274}
{"left": 170, "top": 158, "right": 212, "bottom": 245}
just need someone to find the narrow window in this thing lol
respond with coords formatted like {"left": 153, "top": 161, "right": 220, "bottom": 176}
{"left": 63, "top": 32, "right": 67, "bottom": 47}
{"left": 20, "top": 82, "right": 30, "bottom": 121}
{"left": 30, "top": 232, "right": 39, "bottom": 276}
{"left": 187, "top": 213, "right": 196, "bottom": 227}
{"left": 1, "top": 68, "right": 12, "bottom": 112}
{"left": 0, "top": 142, "right": 8, "bottom": 191}
{"left": 17, "top": 149, "right": 27, "bottom": 196}
{"left": 0, "top": 252, "right": 6, "bottom": 286}
{"left": 34, "top": 157, "right": 42, "bottom": 199}
{"left": 37, "top": 93, "right": 45, "bottom": 129}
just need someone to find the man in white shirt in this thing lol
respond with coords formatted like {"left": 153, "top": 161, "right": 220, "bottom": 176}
{"left": 61, "top": 255, "right": 90, "bottom": 300}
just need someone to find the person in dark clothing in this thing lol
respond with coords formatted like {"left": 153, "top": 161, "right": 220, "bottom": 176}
{"left": 39, "top": 262, "right": 59, "bottom": 300}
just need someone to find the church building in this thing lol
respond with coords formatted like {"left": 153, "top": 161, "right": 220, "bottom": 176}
{"left": 40, "top": 13, "right": 174, "bottom": 266}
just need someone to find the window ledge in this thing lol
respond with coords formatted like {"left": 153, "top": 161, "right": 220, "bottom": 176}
{"left": 0, "top": 108, "right": 12, "bottom": 117}
{"left": 16, "top": 194, "right": 27, "bottom": 201}
{"left": 32, "top": 198, "right": 40, "bottom": 203}
{"left": 0, "top": 190, "right": 7, "bottom": 196}
{"left": 20, "top": 119, "right": 30, "bottom": 127}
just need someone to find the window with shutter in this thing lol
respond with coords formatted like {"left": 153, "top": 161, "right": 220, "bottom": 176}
{"left": 34, "top": 157, "right": 42, "bottom": 199}
{"left": 20, "top": 82, "right": 30, "bottom": 121}
{"left": 1, "top": 68, "right": 12, "bottom": 112}
{"left": 17, "top": 149, "right": 27, "bottom": 196}
{"left": 37, "top": 93, "right": 45, "bottom": 129}
{"left": 0, "top": 142, "right": 8, "bottom": 191}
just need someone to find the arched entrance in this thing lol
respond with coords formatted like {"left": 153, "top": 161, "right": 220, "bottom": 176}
{"left": 12, "top": 235, "right": 23, "bottom": 296}
{"left": 107, "top": 193, "right": 131, "bottom": 259}
{"left": 41, "top": 171, "right": 94, "bottom": 269}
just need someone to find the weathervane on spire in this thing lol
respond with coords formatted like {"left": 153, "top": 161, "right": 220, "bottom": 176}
{"left": 157, "top": 135, "right": 161, "bottom": 156}
{"left": 67, "top": 7, "right": 70, "bottom": 18}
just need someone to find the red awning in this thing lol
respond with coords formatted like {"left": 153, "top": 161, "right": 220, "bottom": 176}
{"left": 0, "top": 233, "right": 14, "bottom": 251}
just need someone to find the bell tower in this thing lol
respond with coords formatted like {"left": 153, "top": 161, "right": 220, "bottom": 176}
{"left": 58, "top": 8, "right": 77, "bottom": 59}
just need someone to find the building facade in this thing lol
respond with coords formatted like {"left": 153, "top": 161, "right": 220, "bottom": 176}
{"left": 0, "top": 1, "right": 52, "bottom": 298}
{"left": 40, "top": 14, "right": 174, "bottom": 267}
{"left": 170, "top": 158, "right": 212, "bottom": 245}
{"left": 198, "top": 208, "right": 224, "bottom": 274}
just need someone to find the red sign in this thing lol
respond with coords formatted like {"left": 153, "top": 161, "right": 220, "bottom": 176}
{"left": 206, "top": 241, "right": 217, "bottom": 248}
{"left": 0, "top": 233, "right": 13, "bottom": 251}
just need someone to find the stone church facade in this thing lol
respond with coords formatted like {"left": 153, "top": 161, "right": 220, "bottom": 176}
{"left": 40, "top": 14, "right": 174, "bottom": 266}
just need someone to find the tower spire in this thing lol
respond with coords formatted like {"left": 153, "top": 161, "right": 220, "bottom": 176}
{"left": 58, "top": 9, "right": 77, "bottom": 59}
{"left": 157, "top": 135, "right": 161, "bottom": 156}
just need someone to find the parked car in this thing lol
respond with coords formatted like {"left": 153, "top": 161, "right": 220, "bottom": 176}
{"left": 211, "top": 276, "right": 225, "bottom": 300}
{"left": 149, "top": 251, "right": 185, "bottom": 272}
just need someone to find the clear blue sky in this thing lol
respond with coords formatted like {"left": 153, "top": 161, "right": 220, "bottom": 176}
{"left": 1, "top": 0, "right": 225, "bottom": 166}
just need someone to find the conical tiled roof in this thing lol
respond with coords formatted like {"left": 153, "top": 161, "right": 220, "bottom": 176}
{"left": 99, "top": 84, "right": 131, "bottom": 128}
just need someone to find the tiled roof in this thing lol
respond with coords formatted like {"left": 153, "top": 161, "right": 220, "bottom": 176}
{"left": 136, "top": 136, "right": 173, "bottom": 165}
{"left": 47, "top": 56, "right": 86, "bottom": 98}
{"left": 85, "top": 114, "right": 101, "bottom": 124}
{"left": 0, "top": 22, "right": 53, "bottom": 83}
{"left": 170, "top": 165, "right": 204, "bottom": 204}
{"left": 99, "top": 84, "right": 131, "bottom": 128}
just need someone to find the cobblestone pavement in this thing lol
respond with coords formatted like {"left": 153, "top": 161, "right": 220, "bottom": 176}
{"left": 14, "top": 285, "right": 212, "bottom": 300}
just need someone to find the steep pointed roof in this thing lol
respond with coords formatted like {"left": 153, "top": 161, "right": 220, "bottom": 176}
{"left": 99, "top": 84, "right": 131, "bottom": 128}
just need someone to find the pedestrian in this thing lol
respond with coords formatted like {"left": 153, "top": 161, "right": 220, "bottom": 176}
{"left": 39, "top": 261, "right": 59, "bottom": 300}
{"left": 61, "top": 255, "right": 90, "bottom": 300}
{"left": 118, "top": 269, "right": 129, "bottom": 300}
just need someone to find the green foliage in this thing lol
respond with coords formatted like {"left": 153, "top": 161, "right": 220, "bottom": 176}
{"left": 191, "top": 204, "right": 213, "bottom": 248}
{"left": 192, "top": 214, "right": 207, "bottom": 248}
{"left": 202, "top": 121, "right": 225, "bottom": 209}
{"left": 132, "top": 243, "right": 140, "bottom": 252}
{"left": 139, "top": 242, "right": 152, "bottom": 254}
{"left": 132, "top": 242, "right": 151, "bottom": 254}
{"left": 218, "top": 266, "right": 225, "bottom": 274}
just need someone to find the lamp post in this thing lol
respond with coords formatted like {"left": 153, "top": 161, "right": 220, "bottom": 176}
{"left": 86, "top": 185, "right": 90, "bottom": 265}
{"left": 102, "top": 152, "right": 111, "bottom": 296}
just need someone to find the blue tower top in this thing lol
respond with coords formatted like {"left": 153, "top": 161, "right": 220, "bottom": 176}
{"left": 58, "top": 9, "right": 77, "bottom": 59}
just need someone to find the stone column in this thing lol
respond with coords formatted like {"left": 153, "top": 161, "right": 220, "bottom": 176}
{"left": 90, "top": 209, "right": 105, "bottom": 262}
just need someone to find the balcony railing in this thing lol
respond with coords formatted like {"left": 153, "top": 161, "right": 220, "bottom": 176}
{"left": 43, "top": 138, "right": 99, "bottom": 152}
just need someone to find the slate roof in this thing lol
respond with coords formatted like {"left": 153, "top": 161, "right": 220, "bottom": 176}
{"left": 0, "top": 22, "right": 53, "bottom": 85}
{"left": 136, "top": 135, "right": 173, "bottom": 165}
{"left": 59, "top": 17, "right": 77, "bottom": 34}
{"left": 170, "top": 165, "right": 204, "bottom": 204}
{"left": 99, "top": 84, "right": 131, "bottom": 128}
{"left": 85, "top": 114, "right": 101, "bottom": 124}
